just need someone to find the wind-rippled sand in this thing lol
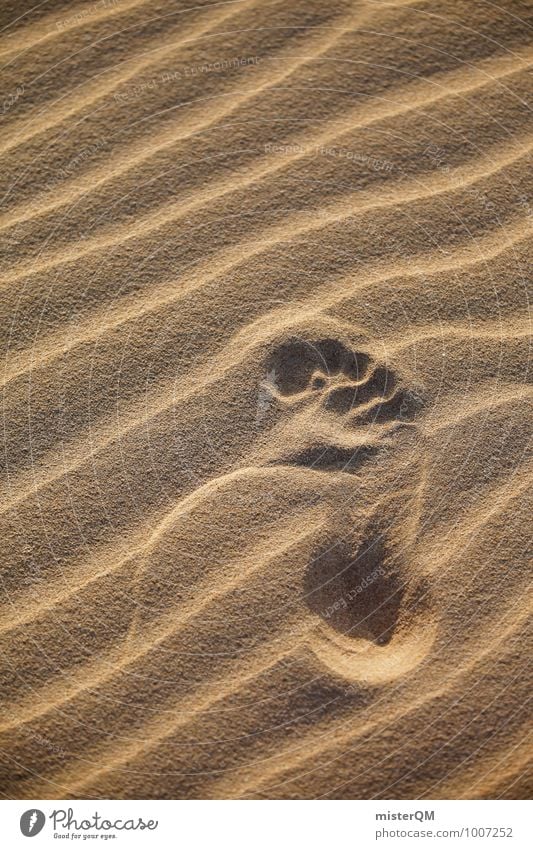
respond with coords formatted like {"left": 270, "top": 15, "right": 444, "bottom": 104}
{"left": 0, "top": 0, "right": 531, "bottom": 799}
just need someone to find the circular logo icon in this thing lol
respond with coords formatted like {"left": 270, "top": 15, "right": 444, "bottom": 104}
{"left": 20, "top": 810, "right": 46, "bottom": 837}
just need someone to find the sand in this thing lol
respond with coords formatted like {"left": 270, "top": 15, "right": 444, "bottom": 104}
{"left": 0, "top": 0, "right": 531, "bottom": 800}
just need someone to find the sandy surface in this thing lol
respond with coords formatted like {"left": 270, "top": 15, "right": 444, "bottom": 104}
{"left": 0, "top": 0, "right": 531, "bottom": 799}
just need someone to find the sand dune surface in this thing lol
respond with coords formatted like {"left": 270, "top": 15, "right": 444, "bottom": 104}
{"left": 0, "top": 0, "right": 531, "bottom": 799}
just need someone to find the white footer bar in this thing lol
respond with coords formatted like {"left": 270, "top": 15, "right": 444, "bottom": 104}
{"left": 1, "top": 799, "right": 530, "bottom": 848}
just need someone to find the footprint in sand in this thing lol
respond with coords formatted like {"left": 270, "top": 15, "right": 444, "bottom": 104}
{"left": 130, "top": 330, "right": 435, "bottom": 688}
{"left": 260, "top": 333, "right": 435, "bottom": 684}
{"left": 260, "top": 334, "right": 424, "bottom": 468}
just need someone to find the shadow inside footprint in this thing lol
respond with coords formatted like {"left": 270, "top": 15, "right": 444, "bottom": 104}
{"left": 304, "top": 537, "right": 404, "bottom": 646}
{"left": 266, "top": 337, "right": 369, "bottom": 395}
{"left": 276, "top": 443, "right": 379, "bottom": 474}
